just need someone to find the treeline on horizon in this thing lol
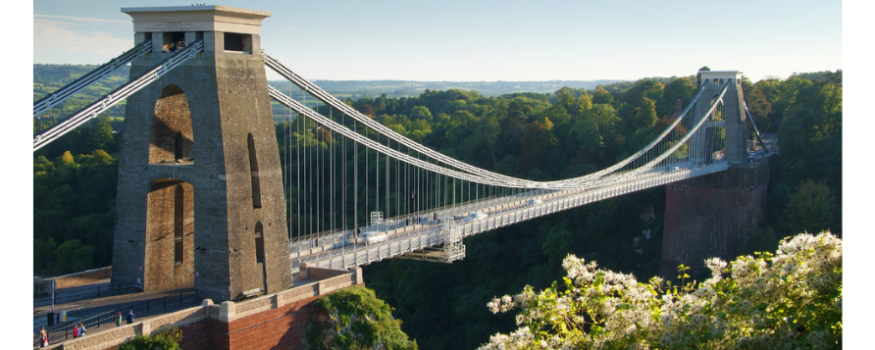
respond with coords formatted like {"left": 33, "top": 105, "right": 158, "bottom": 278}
{"left": 33, "top": 67, "right": 841, "bottom": 350}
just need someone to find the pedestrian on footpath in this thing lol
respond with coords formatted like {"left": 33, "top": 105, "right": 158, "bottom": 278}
{"left": 78, "top": 322, "right": 86, "bottom": 337}
{"left": 115, "top": 311, "right": 122, "bottom": 327}
{"left": 39, "top": 326, "right": 48, "bottom": 347}
{"left": 71, "top": 323, "right": 79, "bottom": 338}
{"left": 127, "top": 309, "right": 135, "bottom": 324}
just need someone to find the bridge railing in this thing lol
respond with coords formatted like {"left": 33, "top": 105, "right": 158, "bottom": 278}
{"left": 37, "top": 289, "right": 198, "bottom": 347}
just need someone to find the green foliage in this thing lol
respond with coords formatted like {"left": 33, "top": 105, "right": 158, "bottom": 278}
{"left": 631, "top": 97, "right": 658, "bottom": 130}
{"left": 118, "top": 326, "right": 182, "bottom": 350}
{"left": 782, "top": 180, "right": 837, "bottom": 234}
{"left": 348, "top": 71, "right": 840, "bottom": 350}
{"left": 33, "top": 64, "right": 130, "bottom": 123}
{"left": 540, "top": 225, "right": 574, "bottom": 266}
{"left": 33, "top": 148, "right": 118, "bottom": 276}
{"left": 662, "top": 77, "right": 695, "bottom": 109}
{"left": 307, "top": 286, "right": 418, "bottom": 350}
{"left": 54, "top": 239, "right": 95, "bottom": 273}
{"left": 409, "top": 106, "right": 433, "bottom": 122}
{"left": 761, "top": 71, "right": 842, "bottom": 237}
{"left": 481, "top": 232, "right": 842, "bottom": 350}
{"left": 33, "top": 64, "right": 841, "bottom": 350}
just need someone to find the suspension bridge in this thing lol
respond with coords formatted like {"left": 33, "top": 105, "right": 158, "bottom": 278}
{"left": 32, "top": 5, "right": 770, "bottom": 303}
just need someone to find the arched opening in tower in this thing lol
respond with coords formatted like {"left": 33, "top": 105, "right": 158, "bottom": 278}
{"left": 247, "top": 133, "right": 262, "bottom": 208}
{"left": 144, "top": 178, "right": 194, "bottom": 291}
{"left": 254, "top": 222, "right": 265, "bottom": 263}
{"left": 151, "top": 85, "right": 193, "bottom": 164}
{"left": 254, "top": 221, "right": 267, "bottom": 292}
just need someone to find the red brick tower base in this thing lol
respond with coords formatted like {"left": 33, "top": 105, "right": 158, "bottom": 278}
{"left": 176, "top": 291, "right": 332, "bottom": 350}
{"left": 176, "top": 269, "right": 362, "bottom": 350}
{"left": 661, "top": 162, "right": 770, "bottom": 279}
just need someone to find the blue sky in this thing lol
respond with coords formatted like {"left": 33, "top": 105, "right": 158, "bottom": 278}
{"left": 32, "top": 0, "right": 842, "bottom": 82}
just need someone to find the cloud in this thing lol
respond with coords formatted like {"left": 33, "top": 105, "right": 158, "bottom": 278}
{"left": 33, "top": 18, "right": 132, "bottom": 64}
{"left": 34, "top": 14, "right": 130, "bottom": 25}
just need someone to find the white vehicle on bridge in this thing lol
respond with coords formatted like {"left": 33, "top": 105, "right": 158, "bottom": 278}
{"left": 463, "top": 212, "right": 489, "bottom": 222}
{"left": 525, "top": 199, "right": 543, "bottom": 206}
{"left": 671, "top": 166, "right": 680, "bottom": 172}
{"left": 360, "top": 231, "right": 388, "bottom": 244}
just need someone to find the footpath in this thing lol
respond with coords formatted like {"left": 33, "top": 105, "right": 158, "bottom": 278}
{"left": 34, "top": 282, "right": 197, "bottom": 347}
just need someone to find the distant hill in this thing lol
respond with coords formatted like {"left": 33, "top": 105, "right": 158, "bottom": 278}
{"left": 267, "top": 79, "right": 627, "bottom": 100}
{"left": 33, "top": 64, "right": 131, "bottom": 122}
{"left": 34, "top": 64, "right": 629, "bottom": 121}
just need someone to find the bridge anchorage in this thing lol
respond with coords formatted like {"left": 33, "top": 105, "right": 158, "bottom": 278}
{"left": 33, "top": 5, "right": 773, "bottom": 303}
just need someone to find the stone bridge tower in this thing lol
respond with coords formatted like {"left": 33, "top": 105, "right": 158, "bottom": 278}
{"left": 110, "top": 5, "right": 292, "bottom": 302}
{"left": 661, "top": 71, "right": 770, "bottom": 280}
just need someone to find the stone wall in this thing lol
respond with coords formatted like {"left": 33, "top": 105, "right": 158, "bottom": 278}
{"left": 298, "top": 265, "right": 351, "bottom": 281}
{"left": 661, "top": 162, "right": 770, "bottom": 278}
{"left": 47, "top": 267, "right": 113, "bottom": 290}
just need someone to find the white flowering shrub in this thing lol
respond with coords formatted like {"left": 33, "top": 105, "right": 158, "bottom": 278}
{"left": 480, "top": 232, "right": 842, "bottom": 349}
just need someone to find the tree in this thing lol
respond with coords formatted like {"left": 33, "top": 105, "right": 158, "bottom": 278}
{"left": 519, "top": 121, "right": 556, "bottom": 174}
{"left": 502, "top": 104, "right": 527, "bottom": 143}
{"left": 92, "top": 122, "right": 114, "bottom": 151}
{"left": 481, "top": 232, "right": 842, "bottom": 350}
{"left": 59, "top": 151, "right": 75, "bottom": 167}
{"left": 662, "top": 77, "right": 695, "bottom": 111}
{"left": 745, "top": 88, "right": 772, "bottom": 131}
{"left": 307, "top": 286, "right": 418, "bottom": 350}
{"left": 540, "top": 226, "right": 573, "bottom": 266}
{"left": 358, "top": 104, "right": 376, "bottom": 117}
{"left": 572, "top": 117, "right": 602, "bottom": 162}
{"left": 592, "top": 85, "right": 615, "bottom": 106}
{"left": 554, "top": 87, "right": 576, "bottom": 111}
{"left": 631, "top": 97, "right": 658, "bottom": 130}
{"left": 782, "top": 180, "right": 837, "bottom": 235}
{"left": 568, "top": 94, "right": 592, "bottom": 118}
{"left": 409, "top": 106, "right": 433, "bottom": 122}
{"left": 54, "top": 239, "right": 94, "bottom": 274}
{"left": 584, "top": 103, "right": 620, "bottom": 135}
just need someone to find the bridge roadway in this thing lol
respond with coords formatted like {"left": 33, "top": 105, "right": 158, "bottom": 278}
{"left": 290, "top": 161, "right": 730, "bottom": 273}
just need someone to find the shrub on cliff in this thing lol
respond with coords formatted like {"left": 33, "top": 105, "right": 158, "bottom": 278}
{"left": 480, "top": 232, "right": 842, "bottom": 349}
{"left": 305, "top": 286, "right": 418, "bottom": 350}
{"left": 118, "top": 326, "right": 182, "bottom": 350}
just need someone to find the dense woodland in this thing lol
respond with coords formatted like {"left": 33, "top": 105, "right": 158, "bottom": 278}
{"left": 33, "top": 65, "right": 841, "bottom": 349}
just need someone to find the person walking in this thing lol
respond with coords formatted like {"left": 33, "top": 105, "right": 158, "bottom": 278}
{"left": 78, "top": 323, "right": 86, "bottom": 337}
{"left": 126, "top": 309, "right": 135, "bottom": 324}
{"left": 71, "top": 323, "right": 79, "bottom": 338}
{"left": 39, "top": 326, "right": 48, "bottom": 347}
{"left": 115, "top": 312, "right": 122, "bottom": 327}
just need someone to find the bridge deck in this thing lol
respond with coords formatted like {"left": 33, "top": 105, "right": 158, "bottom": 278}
{"left": 292, "top": 162, "right": 730, "bottom": 273}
